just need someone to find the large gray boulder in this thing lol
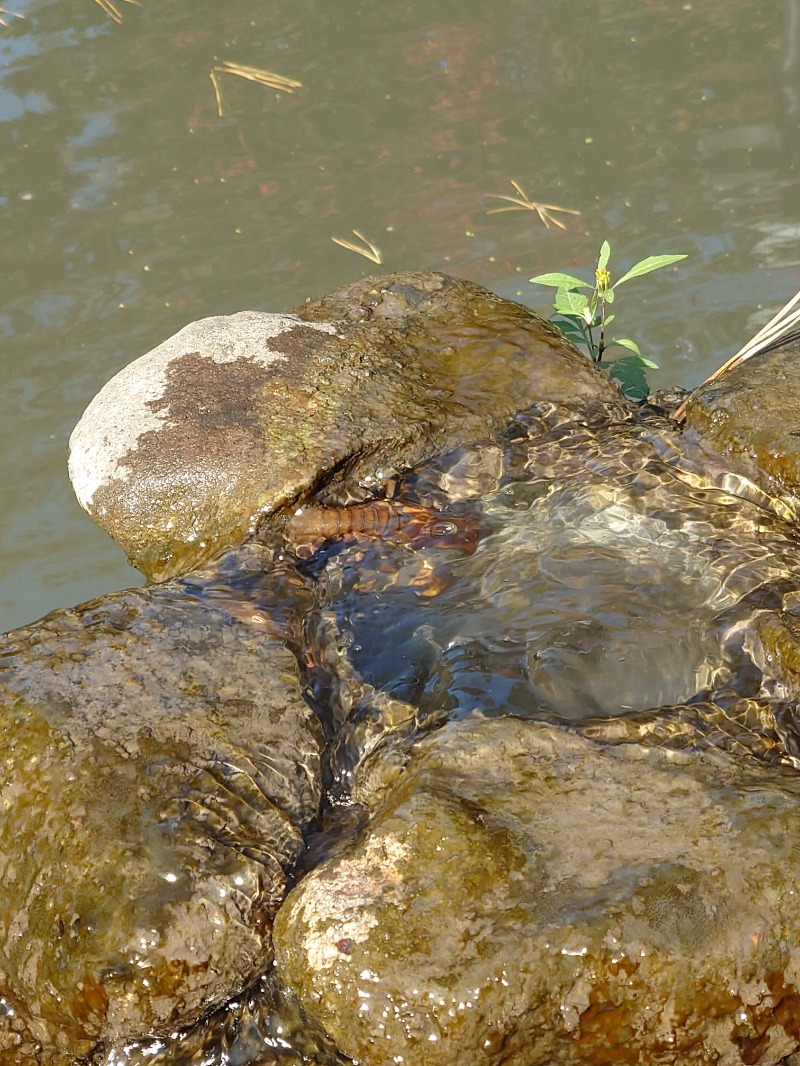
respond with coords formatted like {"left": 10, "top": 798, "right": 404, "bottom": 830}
{"left": 274, "top": 714, "right": 800, "bottom": 1066}
{"left": 68, "top": 272, "right": 627, "bottom": 582}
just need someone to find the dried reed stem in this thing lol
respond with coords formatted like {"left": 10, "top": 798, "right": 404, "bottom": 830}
{"left": 211, "top": 60, "right": 302, "bottom": 116}
{"left": 331, "top": 230, "right": 383, "bottom": 265}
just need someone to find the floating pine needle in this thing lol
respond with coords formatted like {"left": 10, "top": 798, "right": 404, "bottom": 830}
{"left": 486, "top": 180, "right": 581, "bottom": 231}
{"left": 0, "top": 6, "right": 23, "bottom": 26}
{"left": 331, "top": 230, "right": 383, "bottom": 265}
{"left": 210, "top": 60, "right": 302, "bottom": 117}
{"left": 673, "top": 286, "right": 800, "bottom": 422}
{"left": 93, "top": 0, "right": 140, "bottom": 24}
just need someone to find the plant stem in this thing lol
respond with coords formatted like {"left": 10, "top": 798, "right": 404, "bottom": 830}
{"left": 585, "top": 321, "right": 597, "bottom": 360}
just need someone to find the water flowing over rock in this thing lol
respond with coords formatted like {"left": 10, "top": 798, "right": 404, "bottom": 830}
{"left": 11, "top": 271, "right": 800, "bottom": 1064}
{"left": 0, "top": 546, "right": 322, "bottom": 1063}
{"left": 68, "top": 272, "right": 626, "bottom": 581}
{"left": 274, "top": 714, "right": 800, "bottom": 1066}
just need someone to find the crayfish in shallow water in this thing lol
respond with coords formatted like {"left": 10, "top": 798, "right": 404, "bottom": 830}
{"left": 286, "top": 500, "right": 485, "bottom": 559}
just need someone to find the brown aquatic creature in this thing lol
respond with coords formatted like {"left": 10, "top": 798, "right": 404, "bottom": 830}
{"left": 286, "top": 500, "right": 485, "bottom": 559}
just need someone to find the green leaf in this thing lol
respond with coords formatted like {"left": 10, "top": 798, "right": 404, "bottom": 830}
{"left": 560, "top": 333, "right": 589, "bottom": 350}
{"left": 602, "top": 288, "right": 615, "bottom": 305}
{"left": 610, "top": 337, "right": 642, "bottom": 356}
{"left": 551, "top": 319, "right": 587, "bottom": 340}
{"left": 554, "top": 331, "right": 588, "bottom": 348}
{"left": 613, "top": 254, "right": 687, "bottom": 288}
{"left": 603, "top": 351, "right": 660, "bottom": 371}
{"left": 602, "top": 355, "right": 653, "bottom": 401}
{"left": 603, "top": 313, "right": 616, "bottom": 327}
{"left": 609, "top": 340, "right": 659, "bottom": 368}
{"left": 597, "top": 240, "right": 611, "bottom": 271}
{"left": 554, "top": 289, "right": 589, "bottom": 315}
{"left": 529, "top": 272, "right": 590, "bottom": 289}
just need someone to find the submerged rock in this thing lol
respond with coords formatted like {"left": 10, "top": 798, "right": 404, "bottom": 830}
{"left": 308, "top": 399, "right": 800, "bottom": 733}
{"left": 0, "top": 545, "right": 322, "bottom": 1063}
{"left": 274, "top": 714, "right": 800, "bottom": 1066}
{"left": 68, "top": 272, "right": 627, "bottom": 582}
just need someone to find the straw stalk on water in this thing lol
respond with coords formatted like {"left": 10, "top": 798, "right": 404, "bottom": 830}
{"left": 486, "top": 180, "right": 580, "bottom": 231}
{"left": 93, "top": 0, "right": 139, "bottom": 24}
{"left": 0, "top": 6, "right": 23, "bottom": 26}
{"left": 210, "top": 61, "right": 302, "bottom": 117}
{"left": 330, "top": 230, "right": 383, "bottom": 265}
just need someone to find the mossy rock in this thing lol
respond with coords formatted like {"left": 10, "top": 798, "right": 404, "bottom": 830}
{"left": 275, "top": 714, "right": 800, "bottom": 1066}
{"left": 68, "top": 272, "right": 627, "bottom": 582}
{"left": 0, "top": 547, "right": 322, "bottom": 1063}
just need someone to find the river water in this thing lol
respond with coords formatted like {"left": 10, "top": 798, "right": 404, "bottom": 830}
{"left": 1, "top": 0, "right": 799, "bottom": 629}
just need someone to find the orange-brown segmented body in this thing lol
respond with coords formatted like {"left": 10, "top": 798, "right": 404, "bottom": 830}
{"left": 287, "top": 501, "right": 483, "bottom": 558}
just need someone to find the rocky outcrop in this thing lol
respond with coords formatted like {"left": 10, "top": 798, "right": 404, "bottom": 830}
{"left": 274, "top": 714, "right": 800, "bottom": 1066}
{"left": 14, "top": 271, "right": 800, "bottom": 1065}
{"left": 0, "top": 546, "right": 322, "bottom": 1063}
{"left": 4, "top": 273, "right": 629, "bottom": 1061}
{"left": 683, "top": 335, "right": 800, "bottom": 524}
{"left": 68, "top": 272, "right": 627, "bottom": 582}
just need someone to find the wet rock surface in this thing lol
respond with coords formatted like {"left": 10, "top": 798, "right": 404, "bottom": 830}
{"left": 275, "top": 714, "right": 800, "bottom": 1066}
{"left": 683, "top": 335, "right": 800, "bottom": 523}
{"left": 10, "top": 272, "right": 800, "bottom": 1064}
{"left": 0, "top": 545, "right": 322, "bottom": 1063}
{"left": 69, "top": 272, "right": 624, "bottom": 582}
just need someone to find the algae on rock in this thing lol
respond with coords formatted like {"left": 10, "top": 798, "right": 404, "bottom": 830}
{"left": 0, "top": 546, "right": 322, "bottom": 1062}
{"left": 275, "top": 715, "right": 800, "bottom": 1066}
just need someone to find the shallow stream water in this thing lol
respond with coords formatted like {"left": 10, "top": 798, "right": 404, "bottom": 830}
{"left": 314, "top": 403, "right": 800, "bottom": 728}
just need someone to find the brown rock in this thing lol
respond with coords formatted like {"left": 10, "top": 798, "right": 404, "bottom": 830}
{"left": 683, "top": 337, "right": 800, "bottom": 524}
{"left": 0, "top": 546, "right": 322, "bottom": 1063}
{"left": 68, "top": 272, "right": 627, "bottom": 581}
{"left": 274, "top": 715, "right": 800, "bottom": 1066}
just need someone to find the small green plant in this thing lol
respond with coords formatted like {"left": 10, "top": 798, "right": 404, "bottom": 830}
{"left": 530, "top": 241, "right": 687, "bottom": 401}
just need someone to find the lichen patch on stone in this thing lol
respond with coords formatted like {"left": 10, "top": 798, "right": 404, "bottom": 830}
{"left": 68, "top": 312, "right": 337, "bottom": 511}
